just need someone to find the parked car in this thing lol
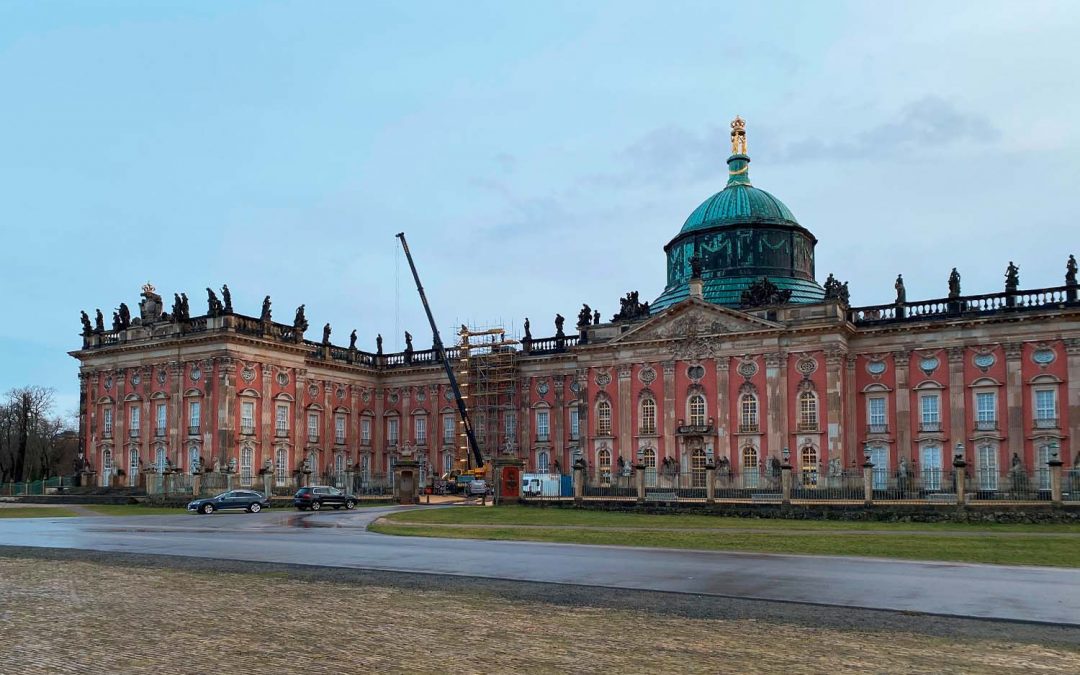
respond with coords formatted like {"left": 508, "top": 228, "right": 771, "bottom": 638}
{"left": 467, "top": 479, "right": 489, "bottom": 496}
{"left": 293, "top": 485, "right": 358, "bottom": 511}
{"left": 187, "top": 490, "right": 271, "bottom": 515}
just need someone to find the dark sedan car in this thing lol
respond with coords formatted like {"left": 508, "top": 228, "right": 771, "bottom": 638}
{"left": 293, "top": 486, "right": 358, "bottom": 511}
{"left": 187, "top": 490, "right": 271, "bottom": 514}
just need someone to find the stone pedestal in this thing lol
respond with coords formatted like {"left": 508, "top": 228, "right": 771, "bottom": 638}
{"left": 193, "top": 473, "right": 202, "bottom": 497}
{"left": 953, "top": 458, "right": 968, "bottom": 505}
{"left": 862, "top": 462, "right": 874, "bottom": 506}
{"left": 705, "top": 463, "right": 716, "bottom": 504}
{"left": 493, "top": 457, "right": 524, "bottom": 506}
{"left": 393, "top": 460, "right": 421, "bottom": 504}
{"left": 262, "top": 472, "right": 273, "bottom": 497}
{"left": 1049, "top": 460, "right": 1063, "bottom": 505}
{"left": 225, "top": 472, "right": 234, "bottom": 491}
{"left": 634, "top": 463, "right": 646, "bottom": 504}
{"left": 301, "top": 471, "right": 312, "bottom": 488}
{"left": 572, "top": 459, "right": 586, "bottom": 505}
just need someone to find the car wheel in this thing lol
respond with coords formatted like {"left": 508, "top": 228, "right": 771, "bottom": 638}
{"left": 200, "top": 503, "right": 214, "bottom": 515}
{"left": 345, "top": 500, "right": 356, "bottom": 510}
{"left": 311, "top": 501, "right": 321, "bottom": 511}
{"left": 248, "top": 503, "right": 262, "bottom": 513}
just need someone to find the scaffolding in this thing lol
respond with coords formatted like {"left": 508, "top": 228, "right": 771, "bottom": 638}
{"left": 456, "top": 326, "right": 518, "bottom": 472}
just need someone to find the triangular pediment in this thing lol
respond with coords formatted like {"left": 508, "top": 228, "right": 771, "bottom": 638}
{"left": 606, "top": 297, "right": 781, "bottom": 347}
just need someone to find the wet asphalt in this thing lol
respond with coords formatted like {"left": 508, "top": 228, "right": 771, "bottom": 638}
{"left": 0, "top": 504, "right": 1077, "bottom": 629}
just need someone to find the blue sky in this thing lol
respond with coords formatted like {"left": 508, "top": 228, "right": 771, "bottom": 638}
{"left": 1, "top": 0, "right": 1078, "bottom": 416}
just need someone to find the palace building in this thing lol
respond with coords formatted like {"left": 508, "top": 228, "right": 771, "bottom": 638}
{"left": 71, "top": 118, "right": 1080, "bottom": 494}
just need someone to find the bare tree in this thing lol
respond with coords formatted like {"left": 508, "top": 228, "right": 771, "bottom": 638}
{"left": 0, "top": 387, "right": 73, "bottom": 483}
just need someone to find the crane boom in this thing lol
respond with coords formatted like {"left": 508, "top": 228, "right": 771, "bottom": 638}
{"left": 395, "top": 232, "right": 485, "bottom": 470}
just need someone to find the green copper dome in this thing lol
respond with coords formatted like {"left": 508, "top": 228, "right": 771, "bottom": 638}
{"left": 652, "top": 118, "right": 825, "bottom": 312}
{"left": 679, "top": 154, "right": 799, "bottom": 234}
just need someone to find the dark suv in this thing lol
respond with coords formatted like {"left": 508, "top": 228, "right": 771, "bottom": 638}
{"left": 293, "top": 486, "right": 358, "bottom": 511}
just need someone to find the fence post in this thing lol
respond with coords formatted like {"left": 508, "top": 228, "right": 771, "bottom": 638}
{"left": 573, "top": 459, "right": 585, "bottom": 505}
{"left": 634, "top": 464, "right": 645, "bottom": 504}
{"left": 706, "top": 463, "right": 716, "bottom": 505}
{"left": 192, "top": 472, "right": 202, "bottom": 497}
{"left": 263, "top": 472, "right": 273, "bottom": 498}
{"left": 953, "top": 457, "right": 967, "bottom": 505}
{"left": 862, "top": 462, "right": 874, "bottom": 506}
{"left": 1049, "top": 458, "right": 1063, "bottom": 505}
{"left": 781, "top": 463, "right": 792, "bottom": 505}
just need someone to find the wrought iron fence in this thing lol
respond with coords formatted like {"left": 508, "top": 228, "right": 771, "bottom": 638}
{"left": 584, "top": 469, "right": 635, "bottom": 499}
{"left": 968, "top": 469, "right": 1050, "bottom": 502}
{"left": 353, "top": 473, "right": 393, "bottom": 496}
{"left": 1065, "top": 469, "right": 1080, "bottom": 503}
{"left": 792, "top": 470, "right": 864, "bottom": 501}
{"left": 0, "top": 476, "right": 77, "bottom": 496}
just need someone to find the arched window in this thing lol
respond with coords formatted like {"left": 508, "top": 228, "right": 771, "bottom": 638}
{"left": 307, "top": 450, "right": 319, "bottom": 478}
{"left": 798, "top": 391, "right": 818, "bottom": 431}
{"left": 102, "top": 449, "right": 113, "bottom": 486}
{"left": 640, "top": 399, "right": 657, "bottom": 434}
{"left": 742, "top": 446, "right": 759, "bottom": 488}
{"left": 688, "top": 395, "right": 706, "bottom": 427}
{"left": 443, "top": 451, "right": 453, "bottom": 476}
{"left": 240, "top": 447, "right": 253, "bottom": 486}
{"left": 189, "top": 446, "right": 200, "bottom": 474}
{"left": 800, "top": 446, "right": 818, "bottom": 487}
{"left": 691, "top": 448, "right": 707, "bottom": 488}
{"left": 155, "top": 446, "right": 167, "bottom": 473}
{"left": 275, "top": 448, "right": 288, "bottom": 486}
{"left": 597, "top": 401, "right": 612, "bottom": 436}
{"left": 740, "top": 395, "right": 758, "bottom": 432}
{"left": 334, "top": 452, "right": 345, "bottom": 488}
{"left": 598, "top": 448, "right": 612, "bottom": 485}
{"left": 128, "top": 448, "right": 139, "bottom": 487}
{"left": 977, "top": 443, "right": 998, "bottom": 491}
{"left": 641, "top": 448, "right": 657, "bottom": 487}
{"left": 360, "top": 454, "right": 370, "bottom": 482}
{"left": 537, "top": 451, "right": 549, "bottom": 473}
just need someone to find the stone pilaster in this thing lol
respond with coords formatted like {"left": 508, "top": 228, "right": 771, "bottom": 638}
{"left": 825, "top": 350, "right": 846, "bottom": 464}
{"left": 662, "top": 361, "right": 676, "bottom": 461}
{"left": 845, "top": 356, "right": 857, "bottom": 467}
{"left": 260, "top": 365, "right": 273, "bottom": 468}
{"left": 715, "top": 359, "right": 730, "bottom": 462}
{"left": 947, "top": 348, "right": 966, "bottom": 456}
{"left": 218, "top": 357, "right": 236, "bottom": 466}
{"left": 1066, "top": 338, "right": 1080, "bottom": 465}
{"left": 894, "top": 351, "right": 912, "bottom": 462}
{"left": 553, "top": 374, "right": 565, "bottom": 468}
{"left": 617, "top": 364, "right": 632, "bottom": 461}
{"left": 373, "top": 386, "right": 385, "bottom": 474}
{"left": 1004, "top": 343, "right": 1024, "bottom": 461}
{"left": 169, "top": 361, "right": 182, "bottom": 465}
{"left": 765, "top": 353, "right": 785, "bottom": 457}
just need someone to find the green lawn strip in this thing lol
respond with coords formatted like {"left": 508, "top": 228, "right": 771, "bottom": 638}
{"left": 80, "top": 504, "right": 189, "bottom": 516}
{"left": 0, "top": 507, "right": 77, "bottom": 518}
{"left": 388, "top": 505, "right": 1080, "bottom": 533}
{"left": 370, "top": 523, "right": 1080, "bottom": 567}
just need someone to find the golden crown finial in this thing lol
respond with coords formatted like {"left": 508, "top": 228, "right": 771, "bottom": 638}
{"left": 730, "top": 116, "right": 748, "bottom": 155}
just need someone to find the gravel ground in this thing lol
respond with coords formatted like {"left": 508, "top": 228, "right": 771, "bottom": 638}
{"left": 1, "top": 546, "right": 1078, "bottom": 674}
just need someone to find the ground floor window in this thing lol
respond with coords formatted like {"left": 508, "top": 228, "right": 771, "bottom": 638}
{"left": 977, "top": 444, "right": 998, "bottom": 490}
{"left": 920, "top": 445, "right": 942, "bottom": 490}
{"left": 128, "top": 448, "right": 139, "bottom": 486}
{"left": 537, "top": 451, "right": 549, "bottom": 473}
{"left": 598, "top": 449, "right": 611, "bottom": 485}
{"left": 102, "top": 449, "right": 113, "bottom": 486}
{"left": 240, "top": 447, "right": 253, "bottom": 487}
{"left": 189, "top": 446, "right": 201, "bottom": 474}
{"left": 800, "top": 446, "right": 818, "bottom": 487}
{"left": 275, "top": 448, "right": 288, "bottom": 485}
{"left": 690, "top": 449, "right": 707, "bottom": 488}
{"left": 868, "top": 445, "right": 888, "bottom": 489}
{"left": 742, "top": 446, "right": 759, "bottom": 488}
{"left": 155, "top": 446, "right": 167, "bottom": 473}
{"left": 641, "top": 448, "right": 657, "bottom": 487}
{"left": 335, "top": 453, "right": 346, "bottom": 488}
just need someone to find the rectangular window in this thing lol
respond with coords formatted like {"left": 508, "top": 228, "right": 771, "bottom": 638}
{"left": 155, "top": 403, "right": 166, "bottom": 436}
{"left": 975, "top": 392, "right": 996, "bottom": 429}
{"left": 335, "top": 415, "right": 346, "bottom": 444}
{"left": 1035, "top": 389, "right": 1057, "bottom": 421}
{"left": 535, "top": 410, "right": 550, "bottom": 442}
{"left": 597, "top": 403, "right": 612, "bottom": 436}
{"left": 504, "top": 412, "right": 517, "bottom": 440}
{"left": 442, "top": 414, "right": 454, "bottom": 444}
{"left": 387, "top": 418, "right": 399, "bottom": 445}
{"left": 569, "top": 408, "right": 580, "bottom": 440}
{"left": 920, "top": 395, "right": 940, "bottom": 425}
{"left": 241, "top": 401, "right": 255, "bottom": 434}
{"left": 307, "top": 413, "right": 319, "bottom": 441}
{"left": 977, "top": 445, "right": 998, "bottom": 491}
{"left": 275, "top": 404, "right": 289, "bottom": 436}
{"left": 275, "top": 449, "right": 287, "bottom": 484}
{"left": 188, "top": 401, "right": 201, "bottom": 434}
{"left": 103, "top": 408, "right": 113, "bottom": 437}
{"left": 868, "top": 397, "right": 886, "bottom": 429}
{"left": 129, "top": 406, "right": 140, "bottom": 437}
{"left": 415, "top": 416, "right": 427, "bottom": 444}
{"left": 361, "top": 417, "right": 371, "bottom": 444}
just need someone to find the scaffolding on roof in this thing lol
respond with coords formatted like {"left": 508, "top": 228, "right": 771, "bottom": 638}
{"left": 455, "top": 325, "right": 518, "bottom": 470}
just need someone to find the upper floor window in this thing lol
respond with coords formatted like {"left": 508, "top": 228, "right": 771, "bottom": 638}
{"left": 640, "top": 398, "right": 657, "bottom": 434}
{"left": 536, "top": 410, "right": 550, "bottom": 442}
{"left": 504, "top": 412, "right": 517, "bottom": 440}
{"left": 307, "top": 413, "right": 320, "bottom": 441}
{"left": 569, "top": 408, "right": 580, "bottom": 440}
{"left": 920, "top": 394, "right": 940, "bottom": 430}
{"left": 241, "top": 401, "right": 255, "bottom": 434}
{"left": 868, "top": 397, "right": 886, "bottom": 430}
{"left": 188, "top": 401, "right": 201, "bottom": 433}
{"left": 129, "top": 406, "right": 140, "bottom": 436}
{"left": 739, "top": 394, "right": 758, "bottom": 432}
{"left": 597, "top": 401, "right": 612, "bottom": 436}
{"left": 688, "top": 395, "right": 706, "bottom": 427}
{"left": 975, "top": 392, "right": 996, "bottom": 428}
{"left": 442, "top": 414, "right": 454, "bottom": 444}
{"left": 335, "top": 414, "right": 346, "bottom": 443}
{"left": 103, "top": 407, "right": 113, "bottom": 437}
{"left": 1035, "top": 389, "right": 1058, "bottom": 428}
{"left": 155, "top": 403, "right": 167, "bottom": 435}
{"left": 798, "top": 391, "right": 818, "bottom": 431}
{"left": 275, "top": 404, "right": 289, "bottom": 436}
{"left": 387, "top": 417, "right": 400, "bottom": 445}
{"left": 414, "top": 415, "right": 427, "bottom": 444}
{"left": 361, "top": 416, "right": 372, "bottom": 444}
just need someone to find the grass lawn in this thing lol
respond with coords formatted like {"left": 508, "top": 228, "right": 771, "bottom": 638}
{"left": 383, "top": 505, "right": 1080, "bottom": 533}
{"left": 81, "top": 504, "right": 188, "bottom": 516}
{"left": 0, "top": 507, "right": 77, "bottom": 518}
{"left": 371, "top": 506, "right": 1080, "bottom": 567}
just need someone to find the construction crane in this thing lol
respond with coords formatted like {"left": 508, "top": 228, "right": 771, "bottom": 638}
{"left": 395, "top": 232, "right": 485, "bottom": 473}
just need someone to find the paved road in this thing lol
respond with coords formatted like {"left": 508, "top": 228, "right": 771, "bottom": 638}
{"left": 1, "top": 505, "right": 1077, "bottom": 626}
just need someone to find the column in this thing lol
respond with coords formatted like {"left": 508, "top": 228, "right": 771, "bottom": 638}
{"left": 260, "top": 365, "right": 273, "bottom": 472}
{"left": 219, "top": 357, "right": 237, "bottom": 466}
{"left": 715, "top": 359, "right": 731, "bottom": 462}
{"left": 662, "top": 362, "right": 676, "bottom": 461}
{"left": 373, "top": 386, "right": 385, "bottom": 474}
{"left": 947, "top": 348, "right": 966, "bottom": 459}
{"left": 765, "top": 353, "right": 786, "bottom": 457}
{"left": 169, "top": 361, "right": 182, "bottom": 465}
{"left": 844, "top": 356, "right": 858, "bottom": 467}
{"left": 825, "top": 350, "right": 847, "bottom": 464}
{"left": 617, "top": 364, "right": 633, "bottom": 461}
{"left": 1004, "top": 343, "right": 1024, "bottom": 462}
{"left": 894, "top": 351, "right": 911, "bottom": 462}
{"left": 1066, "top": 338, "right": 1080, "bottom": 465}
{"left": 553, "top": 374, "right": 565, "bottom": 466}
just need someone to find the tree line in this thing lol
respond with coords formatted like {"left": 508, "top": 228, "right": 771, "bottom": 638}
{"left": 0, "top": 387, "right": 78, "bottom": 484}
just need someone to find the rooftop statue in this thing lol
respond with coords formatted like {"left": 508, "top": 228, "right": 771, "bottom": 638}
{"left": 349, "top": 329, "right": 357, "bottom": 350}
{"left": 221, "top": 284, "right": 232, "bottom": 313}
{"left": 118, "top": 302, "right": 131, "bottom": 329}
{"left": 593, "top": 309, "right": 600, "bottom": 325}
{"left": 261, "top": 296, "right": 272, "bottom": 322}
{"left": 1067, "top": 254, "right": 1078, "bottom": 285}
{"left": 895, "top": 274, "right": 906, "bottom": 304}
{"left": 376, "top": 333, "right": 383, "bottom": 355}
{"left": 554, "top": 314, "right": 565, "bottom": 337}
{"left": 112, "top": 311, "right": 121, "bottom": 331}
{"left": 293, "top": 304, "right": 308, "bottom": 332}
{"left": 404, "top": 331, "right": 413, "bottom": 351}
{"left": 206, "top": 288, "right": 223, "bottom": 317}
{"left": 1005, "top": 261, "right": 1020, "bottom": 292}
{"left": 172, "top": 294, "right": 182, "bottom": 320}
{"left": 577, "top": 304, "right": 592, "bottom": 329}
{"left": 689, "top": 254, "right": 704, "bottom": 279}
{"left": 739, "top": 277, "right": 792, "bottom": 308}
{"left": 948, "top": 268, "right": 961, "bottom": 299}
{"left": 80, "top": 311, "right": 92, "bottom": 336}
{"left": 322, "top": 323, "right": 332, "bottom": 346}
{"left": 94, "top": 309, "right": 104, "bottom": 332}
{"left": 612, "top": 290, "right": 649, "bottom": 322}
{"left": 523, "top": 318, "right": 531, "bottom": 341}
{"left": 180, "top": 293, "right": 189, "bottom": 320}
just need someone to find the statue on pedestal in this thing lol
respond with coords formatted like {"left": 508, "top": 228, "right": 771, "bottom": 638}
{"left": 948, "top": 268, "right": 961, "bottom": 299}
{"left": 376, "top": 333, "right": 384, "bottom": 355}
{"left": 261, "top": 296, "right": 272, "bottom": 322}
{"left": 80, "top": 311, "right": 93, "bottom": 336}
{"left": 221, "top": 284, "right": 232, "bottom": 313}
{"left": 349, "top": 330, "right": 357, "bottom": 350}
{"left": 895, "top": 274, "right": 906, "bottom": 304}
{"left": 523, "top": 318, "right": 531, "bottom": 341}
{"left": 577, "top": 304, "right": 592, "bottom": 329}
{"left": 322, "top": 323, "right": 332, "bottom": 346}
{"left": 554, "top": 314, "right": 565, "bottom": 338}
{"left": 1005, "top": 261, "right": 1020, "bottom": 292}
{"left": 1067, "top": 254, "right": 1078, "bottom": 285}
{"left": 94, "top": 309, "right": 105, "bottom": 332}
